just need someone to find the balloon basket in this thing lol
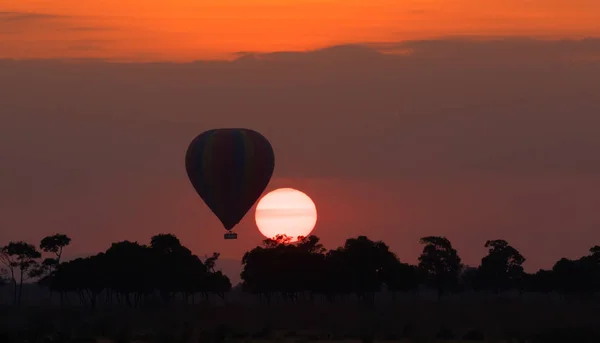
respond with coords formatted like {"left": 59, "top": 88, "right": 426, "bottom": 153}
{"left": 224, "top": 232, "right": 238, "bottom": 240}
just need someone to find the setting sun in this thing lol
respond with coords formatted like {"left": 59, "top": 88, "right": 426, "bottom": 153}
{"left": 255, "top": 188, "right": 317, "bottom": 242}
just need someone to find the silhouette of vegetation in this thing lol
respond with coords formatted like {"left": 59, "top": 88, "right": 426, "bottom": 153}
{"left": 39, "top": 233, "right": 71, "bottom": 268}
{"left": 463, "top": 239, "right": 526, "bottom": 293}
{"left": 417, "top": 236, "right": 462, "bottom": 299}
{"left": 1, "top": 233, "right": 231, "bottom": 308}
{"left": 1, "top": 231, "right": 600, "bottom": 342}
{"left": 1, "top": 232, "right": 599, "bottom": 308}
{"left": 236, "top": 233, "right": 600, "bottom": 306}
{"left": 0, "top": 241, "right": 42, "bottom": 304}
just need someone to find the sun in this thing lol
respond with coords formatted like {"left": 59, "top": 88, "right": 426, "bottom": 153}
{"left": 255, "top": 188, "right": 317, "bottom": 242}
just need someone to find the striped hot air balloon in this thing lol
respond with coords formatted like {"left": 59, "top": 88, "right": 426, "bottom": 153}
{"left": 185, "top": 128, "right": 275, "bottom": 239}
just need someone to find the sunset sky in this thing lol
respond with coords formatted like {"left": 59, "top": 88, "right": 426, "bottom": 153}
{"left": 1, "top": 1, "right": 600, "bottom": 284}
{"left": 2, "top": 0, "right": 600, "bottom": 60}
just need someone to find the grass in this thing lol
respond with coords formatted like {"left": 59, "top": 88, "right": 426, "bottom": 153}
{"left": 0, "top": 300, "right": 599, "bottom": 342}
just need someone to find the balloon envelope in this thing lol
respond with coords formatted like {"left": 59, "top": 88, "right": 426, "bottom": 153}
{"left": 185, "top": 128, "right": 275, "bottom": 231}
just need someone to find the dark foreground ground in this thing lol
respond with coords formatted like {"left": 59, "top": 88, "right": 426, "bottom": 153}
{"left": 1, "top": 297, "right": 600, "bottom": 343}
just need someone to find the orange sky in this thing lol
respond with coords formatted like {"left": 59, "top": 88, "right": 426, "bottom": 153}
{"left": 2, "top": 0, "right": 600, "bottom": 61}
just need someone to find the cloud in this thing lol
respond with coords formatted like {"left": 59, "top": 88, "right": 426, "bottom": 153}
{"left": 1, "top": 38, "right": 599, "bottom": 180}
{"left": 66, "top": 26, "right": 116, "bottom": 32}
{"left": 0, "top": 11, "right": 63, "bottom": 22}
{"left": 0, "top": 12, "right": 111, "bottom": 36}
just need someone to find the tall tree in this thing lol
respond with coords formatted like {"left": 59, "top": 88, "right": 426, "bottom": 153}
{"left": 335, "top": 236, "right": 397, "bottom": 301}
{"left": 552, "top": 245, "right": 600, "bottom": 296}
{"left": 241, "top": 235, "right": 325, "bottom": 302}
{"left": 31, "top": 234, "right": 73, "bottom": 282}
{"left": 0, "top": 241, "right": 42, "bottom": 305}
{"left": 478, "top": 239, "right": 526, "bottom": 293}
{"left": 39, "top": 234, "right": 71, "bottom": 266}
{"left": 418, "top": 236, "right": 462, "bottom": 299}
{"left": 204, "top": 252, "right": 220, "bottom": 273}
{"left": 150, "top": 233, "right": 202, "bottom": 302}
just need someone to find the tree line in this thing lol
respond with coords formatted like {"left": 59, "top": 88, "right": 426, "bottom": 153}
{"left": 241, "top": 235, "right": 599, "bottom": 302}
{"left": 0, "top": 234, "right": 230, "bottom": 307}
{"left": 1, "top": 233, "right": 599, "bottom": 307}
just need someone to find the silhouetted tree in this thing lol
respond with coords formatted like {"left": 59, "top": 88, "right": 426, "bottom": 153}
{"left": 241, "top": 235, "right": 329, "bottom": 303}
{"left": 4, "top": 229, "right": 599, "bottom": 308}
{"left": 242, "top": 235, "right": 300, "bottom": 301}
{"left": 296, "top": 235, "right": 328, "bottom": 301}
{"left": 204, "top": 252, "right": 220, "bottom": 273}
{"left": 334, "top": 236, "right": 396, "bottom": 302}
{"left": 418, "top": 236, "right": 462, "bottom": 299}
{"left": 202, "top": 252, "right": 233, "bottom": 300}
{"left": 381, "top": 258, "right": 420, "bottom": 300}
{"left": 37, "top": 233, "right": 230, "bottom": 308}
{"left": 40, "top": 234, "right": 71, "bottom": 266}
{"left": 150, "top": 233, "right": 204, "bottom": 303}
{"left": 0, "top": 269, "right": 7, "bottom": 287}
{"left": 478, "top": 239, "right": 526, "bottom": 293}
{"left": 104, "top": 240, "right": 154, "bottom": 306}
{"left": 0, "top": 241, "right": 41, "bottom": 305}
{"left": 31, "top": 233, "right": 72, "bottom": 291}
{"left": 551, "top": 246, "right": 600, "bottom": 297}
{"left": 321, "top": 248, "right": 353, "bottom": 301}
{"left": 204, "top": 270, "right": 232, "bottom": 300}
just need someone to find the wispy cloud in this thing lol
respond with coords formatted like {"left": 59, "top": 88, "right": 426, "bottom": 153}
{"left": 66, "top": 26, "right": 115, "bottom": 32}
{"left": 0, "top": 12, "right": 115, "bottom": 43}
{"left": 0, "top": 11, "right": 64, "bottom": 22}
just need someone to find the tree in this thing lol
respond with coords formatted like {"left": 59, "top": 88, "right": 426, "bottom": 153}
{"left": 35, "top": 233, "right": 224, "bottom": 308}
{"left": 0, "top": 241, "right": 42, "bottom": 305}
{"left": 5, "top": 229, "right": 598, "bottom": 308}
{"left": 29, "top": 234, "right": 73, "bottom": 284}
{"left": 0, "top": 268, "right": 7, "bottom": 287}
{"left": 150, "top": 233, "right": 183, "bottom": 254}
{"left": 40, "top": 233, "right": 71, "bottom": 266}
{"left": 241, "top": 235, "right": 297, "bottom": 301}
{"left": 150, "top": 233, "right": 205, "bottom": 303}
{"left": 418, "top": 236, "right": 462, "bottom": 299}
{"left": 381, "top": 258, "right": 420, "bottom": 300}
{"left": 334, "top": 236, "right": 397, "bottom": 302}
{"left": 104, "top": 240, "right": 154, "bottom": 306}
{"left": 51, "top": 255, "right": 106, "bottom": 308}
{"left": 201, "top": 252, "right": 232, "bottom": 300}
{"left": 241, "top": 235, "right": 327, "bottom": 303}
{"left": 587, "top": 245, "right": 600, "bottom": 293}
{"left": 204, "top": 252, "right": 220, "bottom": 273}
{"left": 551, "top": 246, "right": 600, "bottom": 297}
{"left": 478, "top": 239, "right": 526, "bottom": 293}
{"left": 522, "top": 269, "right": 554, "bottom": 294}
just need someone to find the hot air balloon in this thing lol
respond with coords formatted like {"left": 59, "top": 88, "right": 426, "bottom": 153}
{"left": 185, "top": 128, "right": 275, "bottom": 239}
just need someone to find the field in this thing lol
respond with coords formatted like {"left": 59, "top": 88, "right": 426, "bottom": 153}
{"left": 1, "top": 295, "right": 600, "bottom": 343}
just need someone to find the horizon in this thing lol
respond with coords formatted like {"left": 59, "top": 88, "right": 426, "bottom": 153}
{"left": 8, "top": 229, "right": 600, "bottom": 287}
